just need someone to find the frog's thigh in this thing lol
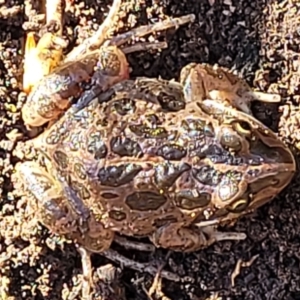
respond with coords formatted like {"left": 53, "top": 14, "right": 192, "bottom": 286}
{"left": 15, "top": 161, "right": 72, "bottom": 231}
{"left": 150, "top": 223, "right": 247, "bottom": 252}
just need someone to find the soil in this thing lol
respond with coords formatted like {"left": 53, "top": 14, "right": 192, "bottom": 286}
{"left": 1, "top": 0, "right": 300, "bottom": 299}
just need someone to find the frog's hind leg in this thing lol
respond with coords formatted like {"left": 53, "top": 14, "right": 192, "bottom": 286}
{"left": 121, "top": 41, "right": 168, "bottom": 54}
{"left": 150, "top": 223, "right": 247, "bottom": 253}
{"left": 107, "top": 13, "right": 195, "bottom": 48}
{"left": 15, "top": 161, "right": 116, "bottom": 299}
{"left": 70, "top": 14, "right": 195, "bottom": 112}
{"left": 65, "top": 0, "right": 122, "bottom": 62}
{"left": 65, "top": 0, "right": 195, "bottom": 62}
{"left": 102, "top": 248, "right": 184, "bottom": 282}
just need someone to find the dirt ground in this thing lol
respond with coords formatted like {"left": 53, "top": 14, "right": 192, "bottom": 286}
{"left": 1, "top": 0, "right": 300, "bottom": 299}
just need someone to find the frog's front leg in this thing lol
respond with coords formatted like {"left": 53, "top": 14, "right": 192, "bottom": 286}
{"left": 180, "top": 63, "right": 281, "bottom": 114}
{"left": 151, "top": 223, "right": 246, "bottom": 252}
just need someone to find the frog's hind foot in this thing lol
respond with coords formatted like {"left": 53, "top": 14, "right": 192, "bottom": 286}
{"left": 78, "top": 246, "right": 126, "bottom": 300}
{"left": 65, "top": 0, "right": 195, "bottom": 62}
{"left": 151, "top": 223, "right": 247, "bottom": 253}
{"left": 102, "top": 248, "right": 186, "bottom": 282}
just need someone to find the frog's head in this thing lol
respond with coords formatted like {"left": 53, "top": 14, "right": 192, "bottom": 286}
{"left": 184, "top": 97, "right": 296, "bottom": 219}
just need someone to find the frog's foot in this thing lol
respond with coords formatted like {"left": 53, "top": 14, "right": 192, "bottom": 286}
{"left": 77, "top": 247, "right": 126, "bottom": 300}
{"left": 150, "top": 223, "right": 247, "bottom": 253}
{"left": 114, "top": 235, "right": 155, "bottom": 252}
{"left": 93, "top": 263, "right": 125, "bottom": 300}
{"left": 102, "top": 248, "right": 186, "bottom": 282}
{"left": 65, "top": 0, "right": 122, "bottom": 62}
{"left": 107, "top": 13, "right": 195, "bottom": 48}
{"left": 179, "top": 63, "right": 281, "bottom": 114}
{"left": 246, "top": 90, "right": 281, "bottom": 103}
{"left": 23, "top": 0, "right": 65, "bottom": 93}
{"left": 22, "top": 3, "right": 195, "bottom": 127}
{"left": 65, "top": 0, "right": 195, "bottom": 62}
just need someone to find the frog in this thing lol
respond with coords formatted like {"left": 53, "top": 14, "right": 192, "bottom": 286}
{"left": 16, "top": 60, "right": 296, "bottom": 249}
{"left": 15, "top": 0, "right": 296, "bottom": 298}
{"left": 14, "top": 61, "right": 296, "bottom": 299}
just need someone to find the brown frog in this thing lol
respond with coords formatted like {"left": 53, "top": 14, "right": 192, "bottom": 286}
{"left": 16, "top": 62, "right": 296, "bottom": 254}
{"left": 16, "top": 2, "right": 296, "bottom": 299}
